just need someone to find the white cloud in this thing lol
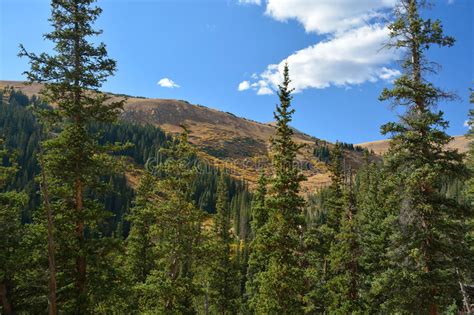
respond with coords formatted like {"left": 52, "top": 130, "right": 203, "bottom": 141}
{"left": 464, "top": 120, "right": 471, "bottom": 130}
{"left": 238, "top": 0, "right": 261, "bottom": 5}
{"left": 256, "top": 86, "right": 273, "bottom": 95}
{"left": 238, "top": 80, "right": 251, "bottom": 91}
{"left": 238, "top": 79, "right": 273, "bottom": 95}
{"left": 378, "top": 67, "right": 401, "bottom": 80}
{"left": 240, "top": 0, "right": 400, "bottom": 94}
{"left": 255, "top": 25, "right": 400, "bottom": 92}
{"left": 157, "top": 78, "right": 180, "bottom": 88}
{"left": 265, "top": 0, "right": 396, "bottom": 34}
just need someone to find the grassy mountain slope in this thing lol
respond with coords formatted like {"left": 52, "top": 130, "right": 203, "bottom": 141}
{"left": 357, "top": 135, "right": 469, "bottom": 155}
{"left": 6, "top": 80, "right": 465, "bottom": 191}
{"left": 0, "top": 81, "right": 332, "bottom": 190}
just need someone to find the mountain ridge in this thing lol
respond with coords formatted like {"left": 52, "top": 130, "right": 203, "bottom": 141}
{"left": 0, "top": 80, "right": 336, "bottom": 190}
{"left": 1, "top": 80, "right": 468, "bottom": 191}
{"left": 357, "top": 135, "right": 469, "bottom": 155}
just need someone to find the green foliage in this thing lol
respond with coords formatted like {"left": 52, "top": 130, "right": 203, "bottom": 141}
{"left": 326, "top": 142, "right": 345, "bottom": 232}
{"left": 313, "top": 144, "right": 330, "bottom": 163}
{"left": 249, "top": 171, "right": 268, "bottom": 236}
{"left": 1, "top": 88, "right": 254, "bottom": 312}
{"left": 19, "top": 0, "right": 126, "bottom": 311}
{"left": 126, "top": 131, "right": 206, "bottom": 313}
{"left": 375, "top": 1, "right": 472, "bottom": 312}
{"left": 339, "top": 142, "right": 364, "bottom": 152}
{"left": 244, "top": 171, "right": 267, "bottom": 309}
{"left": 303, "top": 143, "right": 351, "bottom": 314}
{"left": 3, "top": 1, "right": 472, "bottom": 313}
{"left": 249, "top": 64, "right": 306, "bottom": 314}
{"left": 353, "top": 160, "right": 396, "bottom": 312}
{"left": 207, "top": 174, "right": 241, "bottom": 314}
{"left": 0, "top": 140, "right": 29, "bottom": 314}
{"left": 0, "top": 90, "right": 42, "bottom": 221}
{"left": 326, "top": 172, "right": 362, "bottom": 314}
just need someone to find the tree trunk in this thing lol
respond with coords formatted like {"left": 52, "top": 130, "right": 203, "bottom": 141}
{"left": 429, "top": 303, "right": 438, "bottom": 315}
{"left": 0, "top": 281, "right": 13, "bottom": 315}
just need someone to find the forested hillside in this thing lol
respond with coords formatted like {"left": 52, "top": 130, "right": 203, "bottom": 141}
{"left": 0, "top": 89, "right": 252, "bottom": 221}
{"left": 0, "top": 0, "right": 472, "bottom": 314}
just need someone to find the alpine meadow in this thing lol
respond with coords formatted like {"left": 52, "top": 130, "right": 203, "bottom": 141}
{"left": 1, "top": 0, "right": 473, "bottom": 314}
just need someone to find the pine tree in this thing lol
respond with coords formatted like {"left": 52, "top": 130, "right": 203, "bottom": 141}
{"left": 19, "top": 0, "right": 124, "bottom": 312}
{"left": 378, "top": 0, "right": 472, "bottom": 312}
{"left": 251, "top": 64, "right": 306, "bottom": 314}
{"left": 124, "top": 172, "right": 157, "bottom": 311}
{"left": 355, "top": 158, "right": 397, "bottom": 312}
{"left": 208, "top": 174, "right": 240, "bottom": 314}
{"left": 250, "top": 170, "right": 268, "bottom": 236}
{"left": 131, "top": 131, "right": 205, "bottom": 313}
{"left": 326, "top": 142, "right": 345, "bottom": 234}
{"left": 326, "top": 169, "right": 361, "bottom": 313}
{"left": 303, "top": 142, "right": 345, "bottom": 313}
{"left": 244, "top": 170, "right": 267, "bottom": 309}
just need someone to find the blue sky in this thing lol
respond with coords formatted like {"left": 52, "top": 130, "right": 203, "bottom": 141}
{"left": 1, "top": 0, "right": 472, "bottom": 143}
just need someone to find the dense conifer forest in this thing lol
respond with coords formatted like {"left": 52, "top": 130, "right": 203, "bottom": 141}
{"left": 0, "top": 0, "right": 472, "bottom": 314}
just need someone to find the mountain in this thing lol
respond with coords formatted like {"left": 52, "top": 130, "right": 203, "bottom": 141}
{"left": 357, "top": 135, "right": 470, "bottom": 155}
{"left": 6, "top": 80, "right": 470, "bottom": 192}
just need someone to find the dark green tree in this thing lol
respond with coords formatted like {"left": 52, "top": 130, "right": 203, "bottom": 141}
{"left": 378, "top": 0, "right": 472, "bottom": 312}
{"left": 123, "top": 173, "right": 156, "bottom": 311}
{"left": 244, "top": 170, "right": 268, "bottom": 310}
{"left": 250, "top": 64, "right": 306, "bottom": 314}
{"left": 354, "top": 158, "right": 397, "bottom": 312}
{"left": 131, "top": 131, "right": 205, "bottom": 313}
{"left": 326, "top": 142, "right": 345, "bottom": 233}
{"left": 303, "top": 142, "right": 345, "bottom": 313}
{"left": 250, "top": 170, "right": 268, "bottom": 237}
{"left": 326, "top": 170, "right": 361, "bottom": 313}
{"left": 0, "top": 140, "right": 27, "bottom": 315}
{"left": 208, "top": 174, "right": 240, "bottom": 314}
{"left": 19, "top": 0, "right": 124, "bottom": 312}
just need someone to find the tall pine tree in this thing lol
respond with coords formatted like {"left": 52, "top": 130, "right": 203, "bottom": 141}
{"left": 250, "top": 64, "right": 306, "bottom": 314}
{"left": 20, "top": 0, "right": 124, "bottom": 312}
{"left": 378, "top": 0, "right": 472, "bottom": 312}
